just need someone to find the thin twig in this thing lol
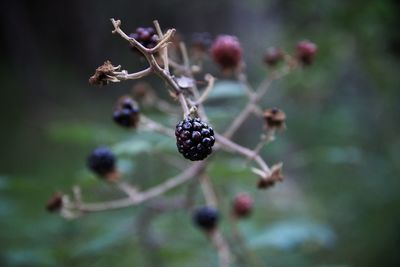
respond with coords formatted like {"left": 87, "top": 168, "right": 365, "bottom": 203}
{"left": 153, "top": 20, "right": 170, "bottom": 74}
{"left": 140, "top": 115, "right": 176, "bottom": 137}
{"left": 223, "top": 69, "right": 291, "bottom": 139}
{"left": 210, "top": 230, "right": 232, "bottom": 267}
{"left": 199, "top": 174, "right": 218, "bottom": 208}
{"left": 114, "top": 67, "right": 152, "bottom": 80}
{"left": 215, "top": 133, "right": 270, "bottom": 174}
{"left": 194, "top": 74, "right": 216, "bottom": 105}
{"left": 76, "top": 162, "right": 205, "bottom": 213}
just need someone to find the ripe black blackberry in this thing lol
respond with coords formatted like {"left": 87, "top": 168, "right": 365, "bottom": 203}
{"left": 129, "top": 27, "right": 158, "bottom": 51}
{"left": 193, "top": 206, "right": 219, "bottom": 231}
{"left": 113, "top": 96, "right": 140, "bottom": 128}
{"left": 87, "top": 147, "right": 116, "bottom": 177}
{"left": 175, "top": 117, "right": 215, "bottom": 161}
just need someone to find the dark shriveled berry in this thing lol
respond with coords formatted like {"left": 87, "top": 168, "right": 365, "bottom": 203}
{"left": 193, "top": 206, "right": 219, "bottom": 231}
{"left": 175, "top": 117, "right": 215, "bottom": 161}
{"left": 46, "top": 192, "right": 63, "bottom": 212}
{"left": 263, "top": 107, "right": 286, "bottom": 130}
{"left": 87, "top": 147, "right": 116, "bottom": 177}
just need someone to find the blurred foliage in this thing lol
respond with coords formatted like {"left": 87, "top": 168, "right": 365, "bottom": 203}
{"left": 1, "top": 0, "right": 400, "bottom": 266}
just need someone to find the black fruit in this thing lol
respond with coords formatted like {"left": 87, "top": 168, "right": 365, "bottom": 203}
{"left": 113, "top": 97, "right": 140, "bottom": 128}
{"left": 87, "top": 147, "right": 116, "bottom": 177}
{"left": 129, "top": 27, "right": 158, "bottom": 51}
{"left": 193, "top": 206, "right": 219, "bottom": 231}
{"left": 175, "top": 117, "right": 215, "bottom": 161}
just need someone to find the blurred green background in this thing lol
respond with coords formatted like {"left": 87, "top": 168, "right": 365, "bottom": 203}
{"left": 1, "top": 0, "right": 399, "bottom": 266}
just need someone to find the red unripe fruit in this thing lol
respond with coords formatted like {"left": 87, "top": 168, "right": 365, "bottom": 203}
{"left": 296, "top": 40, "right": 317, "bottom": 65}
{"left": 211, "top": 35, "right": 243, "bottom": 69}
{"left": 232, "top": 193, "right": 253, "bottom": 218}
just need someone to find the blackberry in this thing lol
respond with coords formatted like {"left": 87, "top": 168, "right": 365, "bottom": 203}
{"left": 232, "top": 193, "right": 253, "bottom": 218}
{"left": 113, "top": 96, "right": 140, "bottom": 128}
{"left": 211, "top": 35, "right": 243, "bottom": 69}
{"left": 193, "top": 206, "right": 219, "bottom": 231}
{"left": 87, "top": 147, "right": 116, "bottom": 177}
{"left": 175, "top": 117, "right": 215, "bottom": 161}
{"left": 129, "top": 27, "right": 158, "bottom": 51}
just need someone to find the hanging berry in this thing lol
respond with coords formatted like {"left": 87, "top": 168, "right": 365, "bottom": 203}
{"left": 193, "top": 206, "right": 219, "bottom": 231}
{"left": 175, "top": 117, "right": 215, "bottom": 161}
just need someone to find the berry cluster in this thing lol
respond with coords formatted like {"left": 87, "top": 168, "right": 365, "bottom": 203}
{"left": 211, "top": 35, "right": 243, "bottom": 69}
{"left": 87, "top": 147, "right": 116, "bottom": 178}
{"left": 129, "top": 27, "right": 158, "bottom": 50}
{"left": 193, "top": 206, "right": 219, "bottom": 231}
{"left": 113, "top": 96, "right": 140, "bottom": 128}
{"left": 175, "top": 117, "right": 215, "bottom": 161}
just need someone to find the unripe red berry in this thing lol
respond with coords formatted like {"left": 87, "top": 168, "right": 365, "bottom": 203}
{"left": 232, "top": 193, "right": 253, "bottom": 218}
{"left": 211, "top": 35, "right": 243, "bottom": 69}
{"left": 296, "top": 40, "right": 317, "bottom": 65}
{"left": 264, "top": 47, "right": 284, "bottom": 66}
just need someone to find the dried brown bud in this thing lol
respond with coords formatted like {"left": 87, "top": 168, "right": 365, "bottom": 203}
{"left": 46, "top": 192, "right": 63, "bottom": 212}
{"left": 257, "top": 163, "right": 284, "bottom": 189}
{"left": 89, "top": 60, "right": 120, "bottom": 86}
{"left": 263, "top": 108, "right": 286, "bottom": 130}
